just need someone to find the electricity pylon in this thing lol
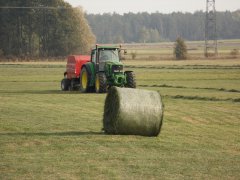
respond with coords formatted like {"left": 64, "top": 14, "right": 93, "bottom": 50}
{"left": 205, "top": 0, "right": 218, "bottom": 57}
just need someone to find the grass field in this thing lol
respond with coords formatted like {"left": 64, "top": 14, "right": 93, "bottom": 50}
{"left": 0, "top": 59, "right": 240, "bottom": 179}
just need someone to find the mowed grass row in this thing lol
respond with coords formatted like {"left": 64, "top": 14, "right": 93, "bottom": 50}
{"left": 133, "top": 67, "right": 240, "bottom": 101}
{"left": 0, "top": 60, "right": 240, "bottom": 179}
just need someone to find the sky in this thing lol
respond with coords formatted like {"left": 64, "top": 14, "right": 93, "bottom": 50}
{"left": 65, "top": 0, "right": 240, "bottom": 14}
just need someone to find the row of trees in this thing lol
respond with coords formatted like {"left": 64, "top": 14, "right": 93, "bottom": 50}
{"left": 0, "top": 0, "right": 95, "bottom": 57}
{"left": 86, "top": 10, "right": 240, "bottom": 43}
{"left": 1, "top": 1, "right": 239, "bottom": 58}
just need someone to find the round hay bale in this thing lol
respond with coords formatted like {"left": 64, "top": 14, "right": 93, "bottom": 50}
{"left": 103, "top": 87, "right": 164, "bottom": 136}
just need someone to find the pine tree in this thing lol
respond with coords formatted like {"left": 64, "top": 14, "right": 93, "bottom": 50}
{"left": 174, "top": 37, "right": 187, "bottom": 60}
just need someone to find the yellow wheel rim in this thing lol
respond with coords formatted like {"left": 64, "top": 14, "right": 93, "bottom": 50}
{"left": 95, "top": 75, "right": 100, "bottom": 92}
{"left": 81, "top": 70, "right": 87, "bottom": 89}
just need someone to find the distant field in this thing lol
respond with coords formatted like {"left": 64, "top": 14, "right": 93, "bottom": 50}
{"left": 0, "top": 59, "right": 239, "bottom": 179}
{"left": 123, "top": 39, "right": 240, "bottom": 60}
{"left": 0, "top": 39, "right": 239, "bottom": 62}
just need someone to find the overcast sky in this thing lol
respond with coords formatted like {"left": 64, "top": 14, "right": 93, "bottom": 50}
{"left": 65, "top": 0, "right": 239, "bottom": 14}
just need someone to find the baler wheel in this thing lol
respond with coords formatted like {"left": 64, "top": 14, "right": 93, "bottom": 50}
{"left": 61, "top": 79, "right": 70, "bottom": 91}
{"left": 70, "top": 79, "right": 79, "bottom": 91}
{"left": 80, "top": 67, "right": 89, "bottom": 93}
{"left": 125, "top": 71, "right": 136, "bottom": 88}
{"left": 95, "top": 73, "right": 107, "bottom": 93}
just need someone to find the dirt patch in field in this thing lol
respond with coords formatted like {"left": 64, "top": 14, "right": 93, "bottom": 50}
{"left": 181, "top": 116, "right": 205, "bottom": 125}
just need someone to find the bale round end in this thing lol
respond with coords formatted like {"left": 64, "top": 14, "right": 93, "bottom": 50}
{"left": 103, "top": 87, "right": 164, "bottom": 136}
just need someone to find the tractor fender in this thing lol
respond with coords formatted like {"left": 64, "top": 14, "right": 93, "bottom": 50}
{"left": 124, "top": 70, "right": 133, "bottom": 74}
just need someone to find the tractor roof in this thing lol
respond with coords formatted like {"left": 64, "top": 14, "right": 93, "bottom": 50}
{"left": 95, "top": 44, "right": 120, "bottom": 50}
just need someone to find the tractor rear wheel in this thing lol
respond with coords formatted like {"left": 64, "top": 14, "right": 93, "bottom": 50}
{"left": 125, "top": 71, "right": 136, "bottom": 88}
{"left": 95, "top": 73, "right": 107, "bottom": 93}
{"left": 61, "top": 79, "right": 70, "bottom": 91}
{"left": 80, "top": 67, "right": 89, "bottom": 93}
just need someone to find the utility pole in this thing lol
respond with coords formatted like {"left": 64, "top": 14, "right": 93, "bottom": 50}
{"left": 205, "top": 0, "right": 218, "bottom": 57}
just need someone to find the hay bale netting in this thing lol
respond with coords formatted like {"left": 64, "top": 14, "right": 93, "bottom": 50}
{"left": 103, "top": 87, "right": 164, "bottom": 136}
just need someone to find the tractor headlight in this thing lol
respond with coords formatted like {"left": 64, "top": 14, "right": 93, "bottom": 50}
{"left": 112, "top": 65, "right": 123, "bottom": 73}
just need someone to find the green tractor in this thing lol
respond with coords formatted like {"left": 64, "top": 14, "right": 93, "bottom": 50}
{"left": 79, "top": 44, "right": 136, "bottom": 93}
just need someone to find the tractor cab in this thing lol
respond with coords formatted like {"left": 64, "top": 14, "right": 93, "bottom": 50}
{"left": 99, "top": 48, "right": 119, "bottom": 62}
{"left": 91, "top": 45, "right": 122, "bottom": 72}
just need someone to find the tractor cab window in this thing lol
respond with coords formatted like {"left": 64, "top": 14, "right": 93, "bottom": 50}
{"left": 99, "top": 49, "right": 119, "bottom": 62}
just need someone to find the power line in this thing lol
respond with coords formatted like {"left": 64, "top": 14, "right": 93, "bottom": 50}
{"left": 0, "top": 6, "right": 74, "bottom": 9}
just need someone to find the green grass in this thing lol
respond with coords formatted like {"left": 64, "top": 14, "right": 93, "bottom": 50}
{"left": 0, "top": 60, "right": 240, "bottom": 179}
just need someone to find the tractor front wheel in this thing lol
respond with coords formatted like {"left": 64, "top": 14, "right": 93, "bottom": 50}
{"left": 125, "top": 71, "right": 136, "bottom": 88}
{"left": 80, "top": 67, "right": 89, "bottom": 93}
{"left": 95, "top": 73, "right": 107, "bottom": 93}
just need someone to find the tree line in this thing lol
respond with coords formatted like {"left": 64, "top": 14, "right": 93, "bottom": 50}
{"left": 1, "top": 1, "right": 239, "bottom": 59}
{"left": 0, "top": 0, "right": 95, "bottom": 58}
{"left": 86, "top": 10, "right": 240, "bottom": 43}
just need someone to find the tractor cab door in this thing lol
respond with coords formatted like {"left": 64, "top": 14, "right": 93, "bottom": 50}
{"left": 91, "top": 49, "right": 99, "bottom": 72}
{"left": 91, "top": 48, "right": 105, "bottom": 73}
{"left": 98, "top": 49, "right": 108, "bottom": 72}
{"left": 91, "top": 49, "right": 96, "bottom": 64}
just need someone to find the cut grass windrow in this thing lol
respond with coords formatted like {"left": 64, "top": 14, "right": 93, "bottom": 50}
{"left": 139, "top": 84, "right": 240, "bottom": 93}
{"left": 125, "top": 65, "right": 240, "bottom": 70}
{"left": 163, "top": 94, "right": 240, "bottom": 103}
